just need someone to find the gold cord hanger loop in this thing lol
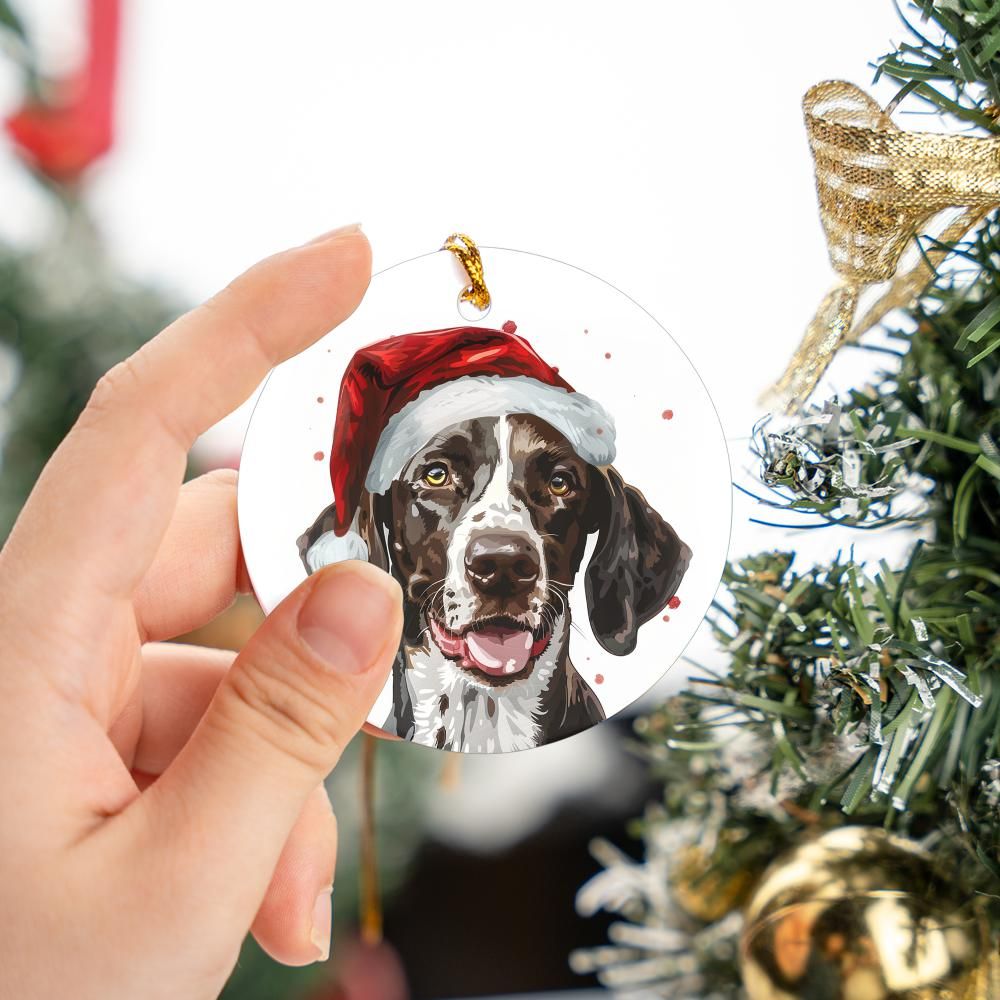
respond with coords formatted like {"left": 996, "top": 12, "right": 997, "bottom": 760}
{"left": 443, "top": 232, "right": 491, "bottom": 311}
{"left": 359, "top": 733, "right": 382, "bottom": 945}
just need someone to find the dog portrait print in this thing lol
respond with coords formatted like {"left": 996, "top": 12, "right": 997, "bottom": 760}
{"left": 297, "top": 322, "right": 691, "bottom": 753}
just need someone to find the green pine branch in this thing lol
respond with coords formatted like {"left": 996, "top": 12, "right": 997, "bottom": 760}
{"left": 876, "top": 0, "right": 1000, "bottom": 131}
{"left": 579, "top": 4, "right": 1000, "bottom": 994}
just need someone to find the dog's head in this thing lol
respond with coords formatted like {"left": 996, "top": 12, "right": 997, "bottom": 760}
{"left": 336, "top": 412, "right": 690, "bottom": 686}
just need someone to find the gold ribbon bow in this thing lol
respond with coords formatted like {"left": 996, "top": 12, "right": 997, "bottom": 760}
{"left": 767, "top": 80, "right": 1000, "bottom": 411}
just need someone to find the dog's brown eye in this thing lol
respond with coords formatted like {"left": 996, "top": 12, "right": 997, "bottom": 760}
{"left": 422, "top": 463, "right": 450, "bottom": 488}
{"left": 549, "top": 472, "right": 573, "bottom": 497}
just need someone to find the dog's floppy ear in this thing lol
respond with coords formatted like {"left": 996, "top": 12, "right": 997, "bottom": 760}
{"left": 586, "top": 467, "right": 691, "bottom": 656}
{"left": 296, "top": 490, "right": 390, "bottom": 573}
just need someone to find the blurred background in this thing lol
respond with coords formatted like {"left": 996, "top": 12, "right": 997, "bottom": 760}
{"left": 0, "top": 2, "right": 920, "bottom": 997}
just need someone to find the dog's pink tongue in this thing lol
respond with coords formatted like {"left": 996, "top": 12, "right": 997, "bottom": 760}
{"left": 465, "top": 627, "right": 534, "bottom": 676}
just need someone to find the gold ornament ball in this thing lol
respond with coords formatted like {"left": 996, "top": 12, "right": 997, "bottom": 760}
{"left": 740, "top": 826, "right": 994, "bottom": 1000}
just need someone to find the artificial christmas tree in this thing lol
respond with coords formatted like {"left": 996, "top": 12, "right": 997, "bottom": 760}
{"left": 575, "top": 3, "right": 1000, "bottom": 997}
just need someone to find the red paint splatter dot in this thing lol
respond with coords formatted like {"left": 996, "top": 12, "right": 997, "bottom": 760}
{"left": 313, "top": 451, "right": 325, "bottom": 461}
{"left": 668, "top": 595, "right": 681, "bottom": 610}
{"left": 604, "top": 352, "right": 611, "bottom": 359}
{"left": 317, "top": 396, "right": 325, "bottom": 404}
{"left": 596, "top": 427, "right": 604, "bottom": 435}
{"left": 552, "top": 366, "right": 559, "bottom": 374}
{"left": 594, "top": 673, "right": 604, "bottom": 685}
{"left": 502, "top": 320, "right": 517, "bottom": 334}
{"left": 662, "top": 409, "right": 674, "bottom": 420}
{"left": 662, "top": 614, "right": 671, "bottom": 622}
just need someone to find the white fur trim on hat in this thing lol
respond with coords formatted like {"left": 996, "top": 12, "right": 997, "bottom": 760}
{"left": 365, "top": 374, "right": 616, "bottom": 495}
{"left": 305, "top": 527, "right": 369, "bottom": 571}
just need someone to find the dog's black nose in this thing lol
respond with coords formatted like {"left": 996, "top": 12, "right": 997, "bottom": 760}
{"left": 465, "top": 533, "right": 540, "bottom": 597}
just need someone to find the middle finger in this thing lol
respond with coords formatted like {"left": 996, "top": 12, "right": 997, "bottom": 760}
{"left": 133, "top": 470, "right": 250, "bottom": 644}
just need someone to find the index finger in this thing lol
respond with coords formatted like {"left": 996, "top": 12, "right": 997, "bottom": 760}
{"left": 1, "top": 226, "right": 370, "bottom": 607}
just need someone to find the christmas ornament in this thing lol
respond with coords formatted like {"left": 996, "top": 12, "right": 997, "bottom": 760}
{"left": 741, "top": 826, "right": 993, "bottom": 1000}
{"left": 767, "top": 81, "right": 1000, "bottom": 411}
{"left": 239, "top": 235, "right": 731, "bottom": 753}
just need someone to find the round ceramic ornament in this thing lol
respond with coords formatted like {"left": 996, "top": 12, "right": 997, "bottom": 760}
{"left": 238, "top": 237, "right": 731, "bottom": 753}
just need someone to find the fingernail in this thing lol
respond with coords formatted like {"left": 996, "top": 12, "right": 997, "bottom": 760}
{"left": 310, "top": 885, "right": 333, "bottom": 962}
{"left": 305, "top": 223, "right": 363, "bottom": 246}
{"left": 299, "top": 562, "right": 401, "bottom": 673}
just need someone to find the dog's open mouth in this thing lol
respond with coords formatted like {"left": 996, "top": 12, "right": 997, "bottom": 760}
{"left": 428, "top": 615, "right": 551, "bottom": 680}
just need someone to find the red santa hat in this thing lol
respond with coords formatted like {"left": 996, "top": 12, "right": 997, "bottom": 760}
{"left": 305, "top": 322, "right": 616, "bottom": 569}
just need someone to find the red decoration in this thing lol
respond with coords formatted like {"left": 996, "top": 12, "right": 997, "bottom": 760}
{"left": 5, "top": 0, "right": 120, "bottom": 181}
{"left": 662, "top": 409, "right": 674, "bottom": 420}
{"left": 667, "top": 595, "right": 681, "bottom": 610}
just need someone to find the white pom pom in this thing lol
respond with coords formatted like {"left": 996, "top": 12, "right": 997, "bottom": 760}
{"left": 305, "top": 529, "right": 369, "bottom": 571}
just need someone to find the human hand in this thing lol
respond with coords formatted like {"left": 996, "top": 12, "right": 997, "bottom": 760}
{"left": 0, "top": 225, "right": 403, "bottom": 999}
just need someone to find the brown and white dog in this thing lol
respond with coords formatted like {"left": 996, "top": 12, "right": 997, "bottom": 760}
{"left": 298, "top": 411, "right": 690, "bottom": 753}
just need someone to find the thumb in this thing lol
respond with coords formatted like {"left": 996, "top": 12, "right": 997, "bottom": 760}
{"left": 140, "top": 560, "right": 402, "bottom": 919}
